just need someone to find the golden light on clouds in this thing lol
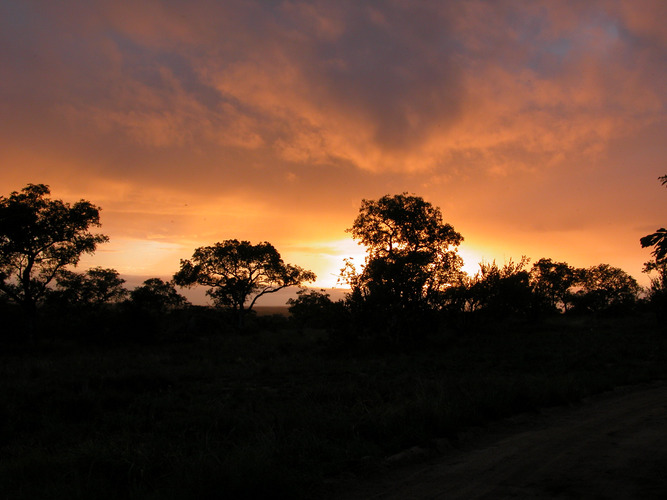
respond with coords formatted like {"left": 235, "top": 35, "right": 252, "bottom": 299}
{"left": 1, "top": 0, "right": 665, "bottom": 304}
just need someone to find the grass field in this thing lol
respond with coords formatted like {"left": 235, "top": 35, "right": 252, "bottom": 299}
{"left": 253, "top": 306, "right": 291, "bottom": 316}
{"left": 1, "top": 312, "right": 666, "bottom": 499}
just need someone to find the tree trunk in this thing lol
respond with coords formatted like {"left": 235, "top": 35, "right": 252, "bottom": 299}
{"left": 237, "top": 305, "right": 246, "bottom": 331}
{"left": 23, "top": 298, "right": 37, "bottom": 344}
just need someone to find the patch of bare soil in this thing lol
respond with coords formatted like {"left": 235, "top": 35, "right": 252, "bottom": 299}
{"left": 339, "top": 381, "right": 667, "bottom": 499}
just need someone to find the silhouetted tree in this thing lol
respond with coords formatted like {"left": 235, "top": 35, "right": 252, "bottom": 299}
{"left": 641, "top": 229, "right": 667, "bottom": 264}
{"left": 640, "top": 175, "right": 667, "bottom": 265}
{"left": 640, "top": 175, "right": 667, "bottom": 322}
{"left": 51, "top": 267, "right": 128, "bottom": 307}
{"left": 174, "top": 240, "right": 316, "bottom": 329}
{"left": 130, "top": 278, "right": 189, "bottom": 313}
{"left": 0, "top": 184, "right": 108, "bottom": 332}
{"left": 469, "top": 257, "right": 533, "bottom": 319}
{"left": 529, "top": 258, "right": 577, "bottom": 313}
{"left": 344, "top": 193, "right": 463, "bottom": 342}
{"left": 438, "top": 272, "right": 482, "bottom": 328}
{"left": 287, "top": 288, "right": 344, "bottom": 329}
{"left": 643, "top": 263, "right": 667, "bottom": 325}
{"left": 572, "top": 264, "right": 640, "bottom": 313}
{"left": 120, "top": 278, "right": 191, "bottom": 342}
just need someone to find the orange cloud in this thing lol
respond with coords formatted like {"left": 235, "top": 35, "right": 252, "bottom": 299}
{"left": 5, "top": 0, "right": 662, "bottom": 178}
{"left": 1, "top": 0, "right": 665, "bottom": 290}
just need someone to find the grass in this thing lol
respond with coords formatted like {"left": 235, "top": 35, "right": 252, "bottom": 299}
{"left": 1, "top": 312, "right": 666, "bottom": 498}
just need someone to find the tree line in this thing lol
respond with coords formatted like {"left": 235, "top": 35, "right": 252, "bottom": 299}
{"left": 303, "top": 190, "right": 664, "bottom": 345}
{"left": 1, "top": 181, "right": 665, "bottom": 344}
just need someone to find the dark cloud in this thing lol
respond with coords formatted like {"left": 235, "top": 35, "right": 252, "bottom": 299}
{"left": 295, "top": 2, "right": 464, "bottom": 151}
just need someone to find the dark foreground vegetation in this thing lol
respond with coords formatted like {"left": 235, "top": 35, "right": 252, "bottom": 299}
{"left": 1, "top": 179, "right": 666, "bottom": 498}
{"left": 1, "top": 308, "right": 666, "bottom": 499}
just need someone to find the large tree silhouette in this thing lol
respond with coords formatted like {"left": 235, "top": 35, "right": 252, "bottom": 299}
{"left": 0, "top": 184, "right": 108, "bottom": 330}
{"left": 174, "top": 239, "right": 315, "bottom": 328}
{"left": 344, "top": 193, "right": 463, "bottom": 341}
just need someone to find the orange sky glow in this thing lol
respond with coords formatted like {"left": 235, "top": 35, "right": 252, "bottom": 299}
{"left": 1, "top": 1, "right": 665, "bottom": 305}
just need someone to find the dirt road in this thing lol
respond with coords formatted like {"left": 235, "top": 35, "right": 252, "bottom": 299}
{"left": 340, "top": 381, "right": 667, "bottom": 499}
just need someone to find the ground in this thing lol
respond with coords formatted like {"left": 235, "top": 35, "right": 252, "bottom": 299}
{"left": 339, "top": 381, "right": 667, "bottom": 499}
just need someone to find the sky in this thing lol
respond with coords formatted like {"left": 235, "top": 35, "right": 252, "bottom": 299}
{"left": 1, "top": 0, "right": 665, "bottom": 305}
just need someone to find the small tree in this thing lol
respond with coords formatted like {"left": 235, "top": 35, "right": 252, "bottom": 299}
{"left": 174, "top": 239, "right": 316, "bottom": 328}
{"left": 130, "top": 278, "right": 189, "bottom": 313}
{"left": 529, "top": 258, "right": 577, "bottom": 313}
{"left": 573, "top": 264, "right": 640, "bottom": 313}
{"left": 52, "top": 267, "right": 128, "bottom": 308}
{"left": 287, "top": 288, "right": 342, "bottom": 329}
{"left": 0, "top": 184, "right": 108, "bottom": 330}
{"left": 123, "top": 278, "right": 191, "bottom": 341}
{"left": 469, "top": 257, "right": 533, "bottom": 319}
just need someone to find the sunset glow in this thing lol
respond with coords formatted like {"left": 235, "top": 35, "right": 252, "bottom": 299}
{"left": 1, "top": 1, "right": 665, "bottom": 305}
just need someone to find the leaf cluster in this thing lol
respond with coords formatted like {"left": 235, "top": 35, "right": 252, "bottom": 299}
{"left": 640, "top": 174, "right": 667, "bottom": 267}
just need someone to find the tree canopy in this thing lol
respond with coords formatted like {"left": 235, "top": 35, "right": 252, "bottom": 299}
{"left": 470, "top": 258, "right": 533, "bottom": 318}
{"left": 349, "top": 193, "right": 462, "bottom": 260}
{"left": 345, "top": 193, "right": 463, "bottom": 340}
{"left": 529, "top": 258, "right": 577, "bottom": 312}
{"left": 52, "top": 266, "right": 128, "bottom": 307}
{"left": 573, "top": 264, "right": 640, "bottom": 313}
{"left": 0, "top": 184, "right": 108, "bottom": 319}
{"left": 130, "top": 278, "right": 189, "bottom": 313}
{"left": 287, "top": 288, "right": 342, "bottom": 329}
{"left": 174, "top": 239, "right": 315, "bottom": 327}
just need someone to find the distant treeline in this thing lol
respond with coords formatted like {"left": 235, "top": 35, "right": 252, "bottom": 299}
{"left": 1, "top": 183, "right": 665, "bottom": 345}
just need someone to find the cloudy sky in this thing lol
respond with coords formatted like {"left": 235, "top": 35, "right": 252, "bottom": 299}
{"left": 1, "top": 0, "right": 665, "bottom": 301}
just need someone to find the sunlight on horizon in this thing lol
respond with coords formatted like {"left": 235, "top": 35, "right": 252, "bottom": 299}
{"left": 458, "top": 246, "right": 486, "bottom": 277}
{"left": 75, "top": 234, "right": 653, "bottom": 292}
{"left": 286, "top": 240, "right": 497, "bottom": 289}
{"left": 282, "top": 238, "right": 368, "bottom": 289}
